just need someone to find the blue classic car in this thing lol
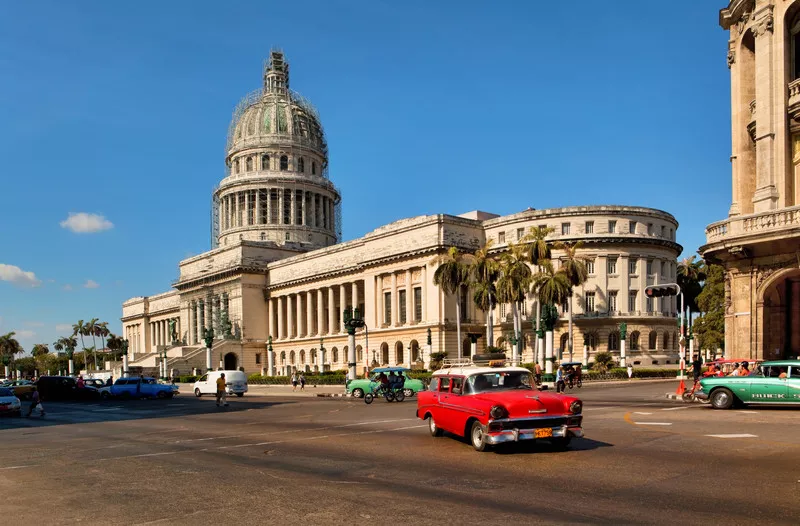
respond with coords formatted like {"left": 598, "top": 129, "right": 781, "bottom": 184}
{"left": 105, "top": 377, "right": 177, "bottom": 399}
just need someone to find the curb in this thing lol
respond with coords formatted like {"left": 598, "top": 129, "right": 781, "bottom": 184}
{"left": 316, "top": 393, "right": 352, "bottom": 398}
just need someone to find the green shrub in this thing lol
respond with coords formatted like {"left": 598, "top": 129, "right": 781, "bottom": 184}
{"left": 593, "top": 352, "right": 615, "bottom": 372}
{"left": 177, "top": 375, "right": 198, "bottom": 383}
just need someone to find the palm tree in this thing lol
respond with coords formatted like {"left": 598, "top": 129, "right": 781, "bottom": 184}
{"left": 531, "top": 261, "right": 572, "bottom": 374}
{"left": 106, "top": 333, "right": 124, "bottom": 361}
{"left": 470, "top": 240, "right": 499, "bottom": 346}
{"left": 557, "top": 241, "right": 590, "bottom": 361}
{"left": 0, "top": 332, "right": 23, "bottom": 376}
{"left": 72, "top": 320, "right": 87, "bottom": 365}
{"left": 96, "top": 321, "right": 110, "bottom": 357}
{"left": 677, "top": 255, "right": 706, "bottom": 317}
{"left": 524, "top": 225, "right": 555, "bottom": 361}
{"left": 432, "top": 246, "right": 473, "bottom": 360}
{"left": 54, "top": 336, "right": 78, "bottom": 375}
{"left": 31, "top": 344, "right": 50, "bottom": 357}
{"left": 495, "top": 241, "right": 532, "bottom": 364}
{"left": 85, "top": 318, "right": 100, "bottom": 370}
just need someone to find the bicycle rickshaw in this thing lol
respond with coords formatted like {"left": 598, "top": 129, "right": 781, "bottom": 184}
{"left": 364, "top": 381, "right": 405, "bottom": 404}
{"left": 561, "top": 362, "right": 583, "bottom": 389}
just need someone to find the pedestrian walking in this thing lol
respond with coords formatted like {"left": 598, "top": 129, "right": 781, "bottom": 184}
{"left": 216, "top": 373, "right": 228, "bottom": 407}
{"left": 555, "top": 366, "right": 566, "bottom": 394}
{"left": 299, "top": 373, "right": 306, "bottom": 391}
{"left": 291, "top": 372, "right": 298, "bottom": 392}
{"left": 627, "top": 364, "right": 633, "bottom": 380}
{"left": 534, "top": 363, "right": 542, "bottom": 387}
{"left": 26, "top": 388, "right": 45, "bottom": 418}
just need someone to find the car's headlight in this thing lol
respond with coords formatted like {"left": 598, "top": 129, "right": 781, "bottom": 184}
{"left": 569, "top": 400, "right": 583, "bottom": 414}
{"left": 489, "top": 405, "right": 508, "bottom": 420}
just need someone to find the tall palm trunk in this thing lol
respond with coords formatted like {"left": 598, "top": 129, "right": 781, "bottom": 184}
{"left": 90, "top": 331, "right": 98, "bottom": 370}
{"left": 536, "top": 299, "right": 543, "bottom": 367}
{"left": 511, "top": 302, "right": 520, "bottom": 365}
{"left": 486, "top": 309, "right": 493, "bottom": 348}
{"left": 568, "top": 293, "right": 574, "bottom": 362}
{"left": 455, "top": 289, "right": 462, "bottom": 361}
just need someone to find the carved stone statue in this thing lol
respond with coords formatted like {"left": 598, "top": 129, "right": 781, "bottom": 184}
{"left": 168, "top": 319, "right": 177, "bottom": 343}
{"left": 426, "top": 327, "right": 432, "bottom": 346}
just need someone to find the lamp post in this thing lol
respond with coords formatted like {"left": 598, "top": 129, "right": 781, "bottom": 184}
{"left": 267, "top": 335, "right": 274, "bottom": 376}
{"left": 121, "top": 339, "right": 129, "bottom": 376}
{"left": 319, "top": 337, "right": 326, "bottom": 373}
{"left": 503, "top": 330, "right": 518, "bottom": 363}
{"left": 343, "top": 307, "right": 365, "bottom": 381}
{"left": 203, "top": 328, "right": 214, "bottom": 373}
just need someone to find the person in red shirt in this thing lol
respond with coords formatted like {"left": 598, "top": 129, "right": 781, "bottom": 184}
{"left": 76, "top": 376, "right": 85, "bottom": 389}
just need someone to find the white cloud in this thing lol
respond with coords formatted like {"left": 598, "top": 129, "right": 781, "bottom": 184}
{"left": 83, "top": 279, "right": 100, "bottom": 289}
{"left": 0, "top": 263, "right": 42, "bottom": 287}
{"left": 55, "top": 324, "right": 73, "bottom": 332}
{"left": 62, "top": 284, "right": 73, "bottom": 291}
{"left": 14, "top": 329, "right": 35, "bottom": 339}
{"left": 60, "top": 213, "right": 114, "bottom": 234}
{"left": 24, "top": 321, "right": 44, "bottom": 327}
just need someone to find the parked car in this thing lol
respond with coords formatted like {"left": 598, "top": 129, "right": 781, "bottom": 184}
{"left": 698, "top": 360, "right": 800, "bottom": 409}
{"left": 0, "top": 387, "right": 22, "bottom": 417}
{"left": 108, "top": 377, "right": 176, "bottom": 399}
{"left": 416, "top": 362, "right": 584, "bottom": 452}
{"left": 35, "top": 376, "right": 100, "bottom": 401}
{"left": 6, "top": 379, "right": 36, "bottom": 401}
{"left": 84, "top": 378, "right": 110, "bottom": 389}
{"left": 346, "top": 367, "right": 424, "bottom": 398}
{"left": 193, "top": 370, "right": 248, "bottom": 397}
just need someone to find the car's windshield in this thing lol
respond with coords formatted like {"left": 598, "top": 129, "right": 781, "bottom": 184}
{"left": 466, "top": 371, "right": 533, "bottom": 394}
{"left": 0, "top": 388, "right": 14, "bottom": 396}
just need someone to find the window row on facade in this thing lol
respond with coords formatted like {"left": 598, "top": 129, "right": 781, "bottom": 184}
{"left": 274, "top": 340, "right": 424, "bottom": 374}
{"left": 220, "top": 188, "right": 335, "bottom": 232}
{"left": 232, "top": 153, "right": 318, "bottom": 176}
{"left": 496, "top": 220, "right": 675, "bottom": 244}
{"left": 269, "top": 281, "right": 364, "bottom": 340}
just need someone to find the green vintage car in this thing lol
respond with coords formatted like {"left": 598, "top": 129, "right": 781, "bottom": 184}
{"left": 698, "top": 360, "right": 800, "bottom": 409}
{"left": 346, "top": 367, "right": 424, "bottom": 398}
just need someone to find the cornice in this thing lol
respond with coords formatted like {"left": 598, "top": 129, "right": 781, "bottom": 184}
{"left": 720, "top": 0, "right": 755, "bottom": 30}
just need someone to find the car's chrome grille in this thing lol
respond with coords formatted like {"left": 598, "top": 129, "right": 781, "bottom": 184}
{"left": 498, "top": 417, "right": 570, "bottom": 430}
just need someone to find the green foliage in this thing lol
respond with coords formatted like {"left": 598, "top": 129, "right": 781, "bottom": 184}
{"left": 532, "top": 261, "right": 571, "bottom": 306}
{"left": 177, "top": 375, "right": 199, "bottom": 383}
{"left": 694, "top": 263, "right": 725, "bottom": 351}
{"left": 247, "top": 374, "right": 346, "bottom": 385}
{"left": 678, "top": 255, "right": 706, "bottom": 313}
{"left": 484, "top": 346, "right": 504, "bottom": 354}
{"left": 429, "top": 352, "right": 447, "bottom": 370}
{"left": 540, "top": 303, "right": 559, "bottom": 331}
{"left": 592, "top": 351, "right": 615, "bottom": 372}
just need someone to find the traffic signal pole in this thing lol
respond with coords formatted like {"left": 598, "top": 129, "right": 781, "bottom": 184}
{"left": 644, "top": 283, "right": 686, "bottom": 393}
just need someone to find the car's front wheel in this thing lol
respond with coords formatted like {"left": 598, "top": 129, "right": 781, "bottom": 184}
{"left": 194, "top": 388, "right": 202, "bottom": 398}
{"left": 352, "top": 388, "right": 364, "bottom": 399}
{"left": 710, "top": 388, "right": 734, "bottom": 410}
{"left": 236, "top": 393, "right": 244, "bottom": 397}
{"left": 101, "top": 391, "right": 111, "bottom": 400}
{"left": 157, "top": 391, "right": 168, "bottom": 399}
{"left": 428, "top": 415, "right": 442, "bottom": 437}
{"left": 403, "top": 389, "right": 413, "bottom": 398}
{"left": 470, "top": 420, "right": 489, "bottom": 452}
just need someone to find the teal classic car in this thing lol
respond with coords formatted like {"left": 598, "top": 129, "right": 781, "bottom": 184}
{"left": 346, "top": 367, "right": 424, "bottom": 398}
{"left": 698, "top": 360, "right": 800, "bottom": 409}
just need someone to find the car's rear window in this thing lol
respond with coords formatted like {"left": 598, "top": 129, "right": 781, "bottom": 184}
{"left": 0, "top": 388, "right": 14, "bottom": 396}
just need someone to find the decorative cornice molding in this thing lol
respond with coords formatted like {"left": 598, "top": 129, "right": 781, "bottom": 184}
{"left": 752, "top": 6, "right": 774, "bottom": 37}
{"left": 719, "top": 0, "right": 755, "bottom": 30}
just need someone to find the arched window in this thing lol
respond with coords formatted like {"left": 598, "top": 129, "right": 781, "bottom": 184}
{"left": 790, "top": 10, "right": 800, "bottom": 81}
{"left": 629, "top": 331, "right": 640, "bottom": 351}
{"left": 299, "top": 350, "right": 306, "bottom": 364}
{"left": 280, "top": 351, "right": 286, "bottom": 365}
{"left": 289, "top": 351, "right": 295, "bottom": 364}
{"left": 285, "top": 232, "right": 290, "bottom": 241}
{"left": 380, "top": 342, "right": 389, "bottom": 365}
{"left": 410, "top": 340, "right": 420, "bottom": 362}
{"left": 298, "top": 157, "right": 305, "bottom": 173}
{"left": 312, "top": 161, "right": 317, "bottom": 175}
{"left": 331, "top": 347, "right": 338, "bottom": 363}
{"left": 261, "top": 154, "right": 270, "bottom": 170}
{"left": 280, "top": 155, "right": 288, "bottom": 171}
{"left": 395, "top": 341, "right": 404, "bottom": 364}
{"left": 356, "top": 345, "right": 363, "bottom": 362}
{"left": 648, "top": 331, "right": 657, "bottom": 350}
{"left": 584, "top": 332, "right": 598, "bottom": 350}
{"left": 559, "top": 333, "right": 569, "bottom": 357}
{"left": 663, "top": 332, "right": 670, "bottom": 351}
{"left": 234, "top": 159, "right": 240, "bottom": 174}
{"left": 246, "top": 157, "right": 253, "bottom": 171}
{"left": 608, "top": 331, "right": 619, "bottom": 351}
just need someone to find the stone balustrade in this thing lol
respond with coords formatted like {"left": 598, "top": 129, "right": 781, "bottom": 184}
{"left": 788, "top": 79, "right": 800, "bottom": 121}
{"left": 705, "top": 204, "right": 800, "bottom": 242}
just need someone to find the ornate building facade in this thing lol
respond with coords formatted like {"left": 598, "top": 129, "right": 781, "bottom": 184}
{"left": 122, "top": 52, "right": 682, "bottom": 376}
{"left": 702, "top": 1, "right": 800, "bottom": 361}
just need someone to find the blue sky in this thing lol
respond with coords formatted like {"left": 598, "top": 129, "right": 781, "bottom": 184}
{"left": 0, "top": 0, "right": 731, "bottom": 353}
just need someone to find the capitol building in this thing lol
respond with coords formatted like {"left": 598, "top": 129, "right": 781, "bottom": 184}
{"left": 122, "top": 51, "right": 683, "bottom": 376}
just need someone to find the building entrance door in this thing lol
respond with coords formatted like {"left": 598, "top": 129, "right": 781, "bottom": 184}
{"left": 224, "top": 352, "right": 238, "bottom": 370}
{"left": 761, "top": 271, "right": 800, "bottom": 360}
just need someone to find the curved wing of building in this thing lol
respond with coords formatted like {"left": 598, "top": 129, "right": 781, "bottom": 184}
{"left": 122, "top": 53, "right": 682, "bottom": 377}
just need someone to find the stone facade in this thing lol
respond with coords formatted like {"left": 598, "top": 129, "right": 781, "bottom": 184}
{"left": 122, "top": 52, "right": 683, "bottom": 376}
{"left": 701, "top": 1, "right": 800, "bottom": 361}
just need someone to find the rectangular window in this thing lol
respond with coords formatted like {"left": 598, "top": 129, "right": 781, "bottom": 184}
{"left": 584, "top": 292, "right": 595, "bottom": 312}
{"left": 585, "top": 221, "right": 594, "bottom": 234}
{"left": 398, "top": 290, "right": 407, "bottom": 324}
{"left": 438, "top": 376, "right": 451, "bottom": 392}
{"left": 629, "top": 258, "right": 637, "bottom": 275}
{"left": 561, "top": 300, "right": 568, "bottom": 313}
{"left": 517, "top": 227, "right": 525, "bottom": 240}
{"left": 661, "top": 261, "right": 666, "bottom": 276}
{"left": 647, "top": 223, "right": 653, "bottom": 235}
{"left": 646, "top": 297, "right": 653, "bottom": 313}
{"left": 607, "top": 258, "right": 617, "bottom": 275}
{"left": 647, "top": 260, "right": 653, "bottom": 275}
{"left": 384, "top": 292, "right": 392, "bottom": 325}
{"left": 255, "top": 353, "right": 262, "bottom": 365}
{"left": 629, "top": 221, "right": 636, "bottom": 234}
{"left": 608, "top": 220, "right": 616, "bottom": 233}
{"left": 451, "top": 377, "right": 464, "bottom": 394}
{"left": 629, "top": 291, "right": 637, "bottom": 312}
{"left": 661, "top": 225, "right": 666, "bottom": 237}
{"left": 561, "top": 222, "right": 570, "bottom": 235}
{"left": 413, "top": 287, "right": 422, "bottom": 322}
{"left": 586, "top": 259, "right": 595, "bottom": 274}
{"left": 498, "top": 231, "right": 505, "bottom": 244}
{"left": 608, "top": 291, "right": 617, "bottom": 312}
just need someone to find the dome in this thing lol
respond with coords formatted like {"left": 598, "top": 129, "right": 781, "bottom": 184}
{"left": 225, "top": 51, "right": 327, "bottom": 169}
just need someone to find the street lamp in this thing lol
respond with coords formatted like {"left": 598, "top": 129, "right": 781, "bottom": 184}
{"left": 503, "top": 330, "right": 518, "bottom": 359}
{"left": 343, "top": 307, "right": 365, "bottom": 381}
{"left": 121, "top": 339, "right": 129, "bottom": 377}
{"left": 319, "top": 337, "right": 325, "bottom": 373}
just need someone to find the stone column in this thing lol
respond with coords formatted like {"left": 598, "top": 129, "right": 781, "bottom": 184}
{"left": 244, "top": 190, "right": 250, "bottom": 226}
{"left": 752, "top": 14, "right": 778, "bottom": 212}
{"left": 267, "top": 297, "right": 273, "bottom": 339}
{"left": 329, "top": 198, "right": 335, "bottom": 233}
{"left": 352, "top": 282, "right": 359, "bottom": 315}
{"left": 405, "top": 269, "right": 412, "bottom": 325}
{"left": 277, "top": 296, "right": 285, "bottom": 339}
{"left": 287, "top": 295, "right": 295, "bottom": 338}
{"left": 315, "top": 194, "right": 321, "bottom": 228}
{"left": 340, "top": 283, "right": 347, "bottom": 332}
{"left": 266, "top": 189, "right": 272, "bottom": 225}
{"left": 296, "top": 293, "right": 304, "bottom": 337}
{"left": 279, "top": 189, "right": 285, "bottom": 225}
{"left": 327, "top": 287, "right": 336, "bottom": 335}
{"left": 620, "top": 338, "right": 627, "bottom": 367}
{"left": 545, "top": 330, "right": 554, "bottom": 375}
{"left": 322, "top": 195, "right": 327, "bottom": 229}
{"left": 390, "top": 273, "right": 398, "bottom": 326}
{"left": 196, "top": 301, "right": 203, "bottom": 343}
{"left": 301, "top": 190, "right": 307, "bottom": 227}
{"left": 206, "top": 296, "right": 213, "bottom": 332}
{"left": 306, "top": 291, "right": 314, "bottom": 337}
{"left": 317, "top": 289, "right": 324, "bottom": 335}
{"left": 421, "top": 265, "right": 427, "bottom": 321}
{"left": 290, "top": 190, "right": 297, "bottom": 226}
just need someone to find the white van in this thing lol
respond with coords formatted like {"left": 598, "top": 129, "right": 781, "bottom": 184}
{"left": 193, "top": 370, "right": 248, "bottom": 397}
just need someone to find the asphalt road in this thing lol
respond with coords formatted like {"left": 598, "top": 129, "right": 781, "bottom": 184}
{"left": 1, "top": 381, "right": 798, "bottom": 525}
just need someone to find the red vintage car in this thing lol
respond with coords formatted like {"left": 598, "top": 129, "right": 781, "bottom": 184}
{"left": 416, "top": 363, "right": 584, "bottom": 451}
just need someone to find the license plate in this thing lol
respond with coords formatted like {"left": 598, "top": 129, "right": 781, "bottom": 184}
{"left": 534, "top": 428, "right": 553, "bottom": 438}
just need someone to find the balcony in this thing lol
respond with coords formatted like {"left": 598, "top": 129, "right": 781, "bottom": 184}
{"left": 789, "top": 79, "right": 800, "bottom": 122}
{"left": 703, "top": 205, "right": 800, "bottom": 261}
{"left": 747, "top": 99, "right": 756, "bottom": 142}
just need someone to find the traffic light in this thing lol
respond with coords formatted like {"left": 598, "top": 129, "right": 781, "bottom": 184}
{"left": 644, "top": 284, "right": 680, "bottom": 298}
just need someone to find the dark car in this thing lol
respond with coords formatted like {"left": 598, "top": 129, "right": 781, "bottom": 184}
{"left": 36, "top": 376, "right": 100, "bottom": 401}
{"left": 84, "top": 378, "right": 109, "bottom": 389}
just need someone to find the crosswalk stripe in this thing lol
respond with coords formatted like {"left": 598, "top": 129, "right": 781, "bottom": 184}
{"left": 705, "top": 434, "right": 758, "bottom": 438}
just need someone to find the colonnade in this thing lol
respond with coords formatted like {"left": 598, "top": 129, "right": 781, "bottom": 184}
{"left": 190, "top": 293, "right": 230, "bottom": 345}
{"left": 220, "top": 188, "right": 335, "bottom": 232}
{"left": 124, "top": 324, "right": 142, "bottom": 356}
{"left": 150, "top": 317, "right": 179, "bottom": 348}
{"left": 268, "top": 281, "right": 361, "bottom": 340}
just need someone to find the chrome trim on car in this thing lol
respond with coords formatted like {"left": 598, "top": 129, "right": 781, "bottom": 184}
{"left": 528, "top": 409, "right": 547, "bottom": 414}
{"left": 485, "top": 425, "right": 584, "bottom": 445}
{"left": 491, "top": 413, "right": 577, "bottom": 423}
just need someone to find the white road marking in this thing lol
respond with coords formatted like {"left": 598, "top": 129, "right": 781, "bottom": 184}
{"left": 736, "top": 411, "right": 758, "bottom": 414}
{"left": 634, "top": 422, "right": 673, "bottom": 426}
{"left": 633, "top": 412, "right": 653, "bottom": 415}
{"left": 172, "top": 435, "right": 242, "bottom": 444}
{"left": 583, "top": 406, "right": 621, "bottom": 411}
{"left": 0, "top": 465, "right": 32, "bottom": 470}
{"left": 705, "top": 434, "right": 758, "bottom": 438}
{"left": 662, "top": 407, "right": 690, "bottom": 411}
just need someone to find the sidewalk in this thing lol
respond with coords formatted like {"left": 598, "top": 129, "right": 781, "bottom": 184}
{"left": 175, "top": 383, "right": 348, "bottom": 398}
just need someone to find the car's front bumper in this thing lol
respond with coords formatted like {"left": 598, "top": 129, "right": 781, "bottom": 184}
{"left": 485, "top": 425, "right": 583, "bottom": 445}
